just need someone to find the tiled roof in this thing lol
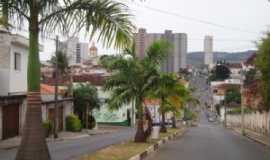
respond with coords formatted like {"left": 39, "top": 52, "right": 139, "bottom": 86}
{"left": 144, "top": 99, "right": 160, "bottom": 106}
{"left": 41, "top": 84, "right": 55, "bottom": 94}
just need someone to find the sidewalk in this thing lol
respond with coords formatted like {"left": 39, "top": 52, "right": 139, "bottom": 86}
{"left": 0, "top": 131, "right": 89, "bottom": 150}
{"left": 232, "top": 127, "right": 270, "bottom": 148}
{"left": 0, "top": 125, "right": 124, "bottom": 150}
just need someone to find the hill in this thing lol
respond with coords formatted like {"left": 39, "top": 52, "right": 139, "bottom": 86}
{"left": 187, "top": 50, "right": 256, "bottom": 66}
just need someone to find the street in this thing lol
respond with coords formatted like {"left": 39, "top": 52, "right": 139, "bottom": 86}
{"left": 0, "top": 127, "right": 134, "bottom": 160}
{"left": 146, "top": 111, "right": 270, "bottom": 160}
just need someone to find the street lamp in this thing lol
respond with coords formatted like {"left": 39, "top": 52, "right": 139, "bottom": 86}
{"left": 240, "top": 70, "right": 246, "bottom": 135}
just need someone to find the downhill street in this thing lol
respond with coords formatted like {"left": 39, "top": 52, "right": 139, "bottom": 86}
{"left": 146, "top": 71, "right": 270, "bottom": 160}
{"left": 146, "top": 111, "right": 270, "bottom": 160}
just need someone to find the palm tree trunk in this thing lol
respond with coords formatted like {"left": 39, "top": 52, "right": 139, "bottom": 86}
{"left": 160, "top": 98, "right": 167, "bottom": 133}
{"left": 160, "top": 110, "right": 167, "bottom": 133}
{"left": 134, "top": 98, "right": 146, "bottom": 142}
{"left": 16, "top": 1, "right": 50, "bottom": 159}
{"left": 85, "top": 103, "right": 89, "bottom": 129}
{"left": 172, "top": 112, "right": 177, "bottom": 128}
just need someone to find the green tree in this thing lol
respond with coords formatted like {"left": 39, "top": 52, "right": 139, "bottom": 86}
{"left": 208, "top": 64, "right": 231, "bottom": 81}
{"left": 3, "top": 1, "right": 134, "bottom": 159}
{"left": 256, "top": 33, "right": 270, "bottom": 110}
{"left": 103, "top": 40, "right": 171, "bottom": 142}
{"left": 73, "top": 83, "right": 100, "bottom": 129}
{"left": 224, "top": 87, "right": 241, "bottom": 105}
{"left": 150, "top": 73, "right": 185, "bottom": 133}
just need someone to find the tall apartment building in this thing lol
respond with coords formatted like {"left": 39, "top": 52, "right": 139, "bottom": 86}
{"left": 59, "top": 37, "right": 89, "bottom": 65}
{"left": 135, "top": 28, "right": 187, "bottom": 73}
{"left": 204, "top": 35, "right": 214, "bottom": 67}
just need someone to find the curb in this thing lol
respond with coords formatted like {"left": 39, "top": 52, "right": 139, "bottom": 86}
{"left": 128, "top": 128, "right": 187, "bottom": 160}
{"left": 231, "top": 128, "right": 270, "bottom": 149}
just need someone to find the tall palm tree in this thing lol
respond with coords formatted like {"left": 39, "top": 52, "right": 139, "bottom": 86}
{"left": 103, "top": 40, "right": 171, "bottom": 142}
{"left": 3, "top": 1, "right": 134, "bottom": 159}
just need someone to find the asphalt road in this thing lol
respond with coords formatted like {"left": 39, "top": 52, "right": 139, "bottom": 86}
{"left": 0, "top": 127, "right": 135, "bottom": 160}
{"left": 147, "top": 71, "right": 270, "bottom": 160}
{"left": 147, "top": 112, "right": 270, "bottom": 160}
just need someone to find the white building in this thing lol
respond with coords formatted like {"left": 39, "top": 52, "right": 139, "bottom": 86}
{"left": 0, "top": 27, "right": 73, "bottom": 140}
{"left": 135, "top": 28, "right": 187, "bottom": 73}
{"left": 204, "top": 35, "right": 214, "bottom": 67}
{"left": 59, "top": 37, "right": 89, "bottom": 65}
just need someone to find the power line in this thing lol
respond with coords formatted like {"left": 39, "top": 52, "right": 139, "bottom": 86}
{"left": 131, "top": 2, "right": 260, "bottom": 35}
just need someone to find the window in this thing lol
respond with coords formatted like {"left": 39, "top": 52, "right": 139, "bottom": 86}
{"left": 14, "top": 52, "right": 21, "bottom": 71}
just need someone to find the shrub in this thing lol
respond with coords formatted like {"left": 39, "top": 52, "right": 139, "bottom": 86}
{"left": 43, "top": 120, "right": 52, "bottom": 137}
{"left": 66, "top": 114, "right": 82, "bottom": 132}
{"left": 227, "top": 107, "right": 252, "bottom": 115}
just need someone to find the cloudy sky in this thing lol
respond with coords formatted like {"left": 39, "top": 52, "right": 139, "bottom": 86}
{"left": 40, "top": 0, "right": 270, "bottom": 60}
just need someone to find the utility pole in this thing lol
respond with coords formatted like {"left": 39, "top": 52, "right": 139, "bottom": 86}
{"left": 240, "top": 72, "right": 245, "bottom": 135}
{"left": 53, "top": 35, "right": 59, "bottom": 139}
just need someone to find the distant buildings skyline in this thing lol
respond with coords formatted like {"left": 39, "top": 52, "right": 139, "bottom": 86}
{"left": 135, "top": 28, "right": 188, "bottom": 73}
{"left": 59, "top": 37, "right": 98, "bottom": 65}
{"left": 204, "top": 35, "right": 214, "bottom": 67}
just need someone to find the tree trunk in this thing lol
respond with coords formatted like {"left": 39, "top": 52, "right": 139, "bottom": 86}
{"left": 172, "top": 112, "right": 177, "bottom": 128}
{"left": 16, "top": 2, "right": 51, "bottom": 159}
{"left": 134, "top": 98, "right": 146, "bottom": 142}
{"left": 85, "top": 104, "right": 89, "bottom": 129}
{"left": 160, "top": 98, "right": 167, "bottom": 133}
{"left": 160, "top": 110, "right": 167, "bottom": 133}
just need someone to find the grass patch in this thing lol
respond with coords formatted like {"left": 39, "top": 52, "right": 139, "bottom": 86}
{"left": 80, "top": 127, "right": 182, "bottom": 160}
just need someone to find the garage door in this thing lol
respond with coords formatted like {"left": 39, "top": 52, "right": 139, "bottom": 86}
{"left": 2, "top": 105, "right": 19, "bottom": 139}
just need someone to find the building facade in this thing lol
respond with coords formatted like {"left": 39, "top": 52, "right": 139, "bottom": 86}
{"left": 59, "top": 37, "right": 89, "bottom": 65}
{"left": 135, "top": 28, "right": 187, "bottom": 73}
{"left": 0, "top": 27, "right": 74, "bottom": 140}
{"left": 204, "top": 35, "right": 214, "bottom": 67}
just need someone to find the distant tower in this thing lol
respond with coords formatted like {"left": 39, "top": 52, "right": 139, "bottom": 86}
{"left": 204, "top": 35, "right": 213, "bottom": 67}
{"left": 89, "top": 42, "right": 98, "bottom": 57}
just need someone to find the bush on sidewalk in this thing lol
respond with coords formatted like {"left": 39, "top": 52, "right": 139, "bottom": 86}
{"left": 66, "top": 114, "right": 82, "bottom": 132}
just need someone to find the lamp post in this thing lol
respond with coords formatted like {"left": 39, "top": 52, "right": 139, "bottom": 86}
{"left": 240, "top": 70, "right": 246, "bottom": 135}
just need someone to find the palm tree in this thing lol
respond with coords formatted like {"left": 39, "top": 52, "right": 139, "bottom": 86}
{"left": 151, "top": 73, "right": 188, "bottom": 132}
{"left": 103, "top": 40, "right": 171, "bottom": 142}
{"left": 3, "top": 1, "right": 134, "bottom": 159}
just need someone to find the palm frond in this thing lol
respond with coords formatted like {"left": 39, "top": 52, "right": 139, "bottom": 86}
{"left": 40, "top": 0, "right": 135, "bottom": 49}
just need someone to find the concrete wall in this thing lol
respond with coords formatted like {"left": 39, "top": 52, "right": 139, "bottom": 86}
{"left": 9, "top": 45, "right": 28, "bottom": 94}
{"left": 93, "top": 87, "right": 133, "bottom": 123}
{"left": 63, "top": 101, "right": 74, "bottom": 130}
{"left": 227, "top": 111, "right": 270, "bottom": 136}
{"left": 19, "top": 99, "right": 27, "bottom": 135}
{"left": 0, "top": 32, "right": 11, "bottom": 95}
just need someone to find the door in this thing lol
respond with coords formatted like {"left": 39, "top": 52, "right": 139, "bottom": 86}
{"left": 2, "top": 105, "right": 19, "bottom": 139}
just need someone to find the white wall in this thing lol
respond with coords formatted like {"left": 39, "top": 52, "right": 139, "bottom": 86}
{"left": 9, "top": 45, "right": 28, "bottom": 94}
{"left": 227, "top": 111, "right": 270, "bottom": 136}
{"left": 0, "top": 69, "right": 10, "bottom": 95}
{"left": 93, "top": 87, "right": 133, "bottom": 123}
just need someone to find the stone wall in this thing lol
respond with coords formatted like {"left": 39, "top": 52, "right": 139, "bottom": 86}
{"left": 227, "top": 111, "right": 270, "bottom": 136}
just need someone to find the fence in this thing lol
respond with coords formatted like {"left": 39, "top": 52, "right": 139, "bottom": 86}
{"left": 227, "top": 111, "right": 270, "bottom": 136}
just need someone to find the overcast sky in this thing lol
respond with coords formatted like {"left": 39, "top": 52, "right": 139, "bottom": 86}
{"left": 40, "top": 0, "right": 270, "bottom": 61}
